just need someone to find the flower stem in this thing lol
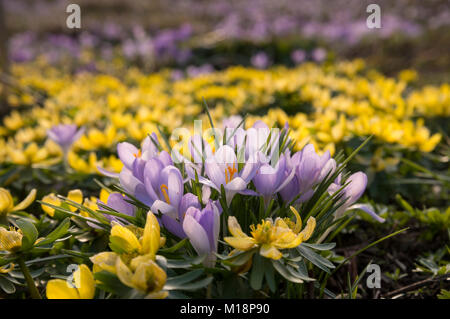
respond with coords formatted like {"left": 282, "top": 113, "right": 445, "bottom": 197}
{"left": 18, "top": 257, "right": 42, "bottom": 299}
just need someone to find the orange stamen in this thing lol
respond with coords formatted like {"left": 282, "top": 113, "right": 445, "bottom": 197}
{"left": 224, "top": 163, "right": 237, "bottom": 184}
{"left": 133, "top": 149, "right": 142, "bottom": 158}
{"left": 160, "top": 184, "right": 170, "bottom": 204}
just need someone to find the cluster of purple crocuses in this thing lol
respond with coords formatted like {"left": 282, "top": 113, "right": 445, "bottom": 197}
{"left": 90, "top": 119, "right": 383, "bottom": 266}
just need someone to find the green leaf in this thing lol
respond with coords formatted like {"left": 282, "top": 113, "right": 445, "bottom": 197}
{"left": 9, "top": 267, "right": 45, "bottom": 279}
{"left": 165, "top": 255, "right": 206, "bottom": 268}
{"left": 0, "top": 276, "right": 16, "bottom": 294}
{"left": 250, "top": 254, "right": 264, "bottom": 290}
{"left": 297, "top": 245, "right": 335, "bottom": 273}
{"left": 272, "top": 260, "right": 304, "bottom": 283}
{"left": 15, "top": 218, "right": 38, "bottom": 250}
{"left": 165, "top": 269, "right": 203, "bottom": 287}
{"left": 293, "top": 259, "right": 315, "bottom": 281}
{"left": 94, "top": 270, "right": 134, "bottom": 297}
{"left": 159, "top": 238, "right": 188, "bottom": 253}
{"left": 220, "top": 249, "right": 256, "bottom": 267}
{"left": 264, "top": 258, "right": 276, "bottom": 293}
{"left": 165, "top": 276, "right": 213, "bottom": 291}
{"left": 35, "top": 218, "right": 71, "bottom": 247}
{"left": 25, "top": 254, "right": 71, "bottom": 265}
{"left": 302, "top": 242, "right": 336, "bottom": 251}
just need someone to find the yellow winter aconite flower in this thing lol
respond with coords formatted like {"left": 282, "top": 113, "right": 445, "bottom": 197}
{"left": 46, "top": 264, "right": 95, "bottom": 299}
{"left": 41, "top": 194, "right": 61, "bottom": 217}
{"left": 90, "top": 251, "right": 168, "bottom": 299}
{"left": 398, "top": 69, "right": 418, "bottom": 83}
{"left": 41, "top": 189, "right": 83, "bottom": 216}
{"left": 0, "top": 58, "right": 446, "bottom": 177}
{"left": 116, "top": 254, "right": 168, "bottom": 298}
{"left": 77, "top": 126, "right": 119, "bottom": 150}
{"left": 7, "top": 142, "right": 49, "bottom": 165}
{"left": 109, "top": 211, "right": 162, "bottom": 258}
{"left": 3, "top": 111, "right": 25, "bottom": 131}
{"left": 0, "top": 226, "right": 23, "bottom": 252}
{"left": 224, "top": 206, "right": 316, "bottom": 260}
{"left": 0, "top": 188, "right": 36, "bottom": 216}
{"left": 90, "top": 211, "right": 168, "bottom": 298}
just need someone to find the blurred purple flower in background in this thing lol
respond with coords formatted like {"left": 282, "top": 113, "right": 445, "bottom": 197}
{"left": 251, "top": 52, "right": 270, "bottom": 69}
{"left": 312, "top": 48, "right": 327, "bottom": 62}
{"left": 47, "top": 124, "right": 84, "bottom": 151}
{"left": 291, "top": 49, "right": 306, "bottom": 64}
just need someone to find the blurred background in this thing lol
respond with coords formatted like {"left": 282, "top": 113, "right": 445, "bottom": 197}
{"left": 1, "top": 0, "right": 449, "bottom": 84}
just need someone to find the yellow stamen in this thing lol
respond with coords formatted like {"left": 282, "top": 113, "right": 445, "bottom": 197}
{"left": 160, "top": 184, "right": 170, "bottom": 204}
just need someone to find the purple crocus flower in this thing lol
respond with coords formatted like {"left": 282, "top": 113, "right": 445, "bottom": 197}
{"left": 117, "top": 133, "right": 160, "bottom": 171}
{"left": 224, "top": 127, "right": 246, "bottom": 154}
{"left": 182, "top": 201, "right": 220, "bottom": 267}
{"left": 96, "top": 193, "right": 136, "bottom": 226}
{"left": 296, "top": 144, "right": 331, "bottom": 194}
{"left": 291, "top": 49, "right": 306, "bottom": 64}
{"left": 47, "top": 124, "right": 84, "bottom": 151}
{"left": 245, "top": 121, "right": 281, "bottom": 162}
{"left": 330, "top": 172, "right": 385, "bottom": 222}
{"left": 222, "top": 115, "right": 243, "bottom": 129}
{"left": 117, "top": 134, "right": 173, "bottom": 206}
{"left": 312, "top": 48, "right": 327, "bottom": 62}
{"left": 160, "top": 193, "right": 201, "bottom": 238}
{"left": 143, "top": 163, "right": 184, "bottom": 219}
{"left": 200, "top": 145, "right": 259, "bottom": 205}
{"left": 279, "top": 145, "right": 333, "bottom": 203}
{"left": 253, "top": 154, "right": 295, "bottom": 205}
{"left": 251, "top": 52, "right": 270, "bottom": 69}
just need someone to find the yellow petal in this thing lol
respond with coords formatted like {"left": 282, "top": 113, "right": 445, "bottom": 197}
{"left": 99, "top": 189, "right": 110, "bottom": 203}
{"left": 115, "top": 257, "right": 135, "bottom": 289}
{"left": 110, "top": 225, "right": 141, "bottom": 253}
{"left": 46, "top": 279, "right": 80, "bottom": 299}
{"left": 131, "top": 262, "right": 151, "bottom": 292}
{"left": 41, "top": 193, "right": 61, "bottom": 217}
{"left": 224, "top": 236, "right": 255, "bottom": 250}
{"left": 90, "top": 252, "right": 118, "bottom": 274}
{"left": 0, "top": 188, "right": 14, "bottom": 215}
{"left": 0, "top": 227, "right": 23, "bottom": 252}
{"left": 299, "top": 217, "right": 316, "bottom": 241}
{"left": 146, "top": 290, "right": 169, "bottom": 299}
{"left": 228, "top": 216, "right": 247, "bottom": 238}
{"left": 67, "top": 189, "right": 83, "bottom": 212}
{"left": 12, "top": 189, "right": 36, "bottom": 212}
{"left": 259, "top": 244, "right": 282, "bottom": 260}
{"left": 141, "top": 211, "right": 160, "bottom": 256}
{"left": 276, "top": 233, "right": 304, "bottom": 249}
{"left": 289, "top": 206, "right": 302, "bottom": 234}
{"left": 73, "top": 264, "right": 95, "bottom": 299}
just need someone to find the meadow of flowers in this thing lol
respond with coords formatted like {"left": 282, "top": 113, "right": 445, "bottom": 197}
{"left": 0, "top": 0, "right": 449, "bottom": 300}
